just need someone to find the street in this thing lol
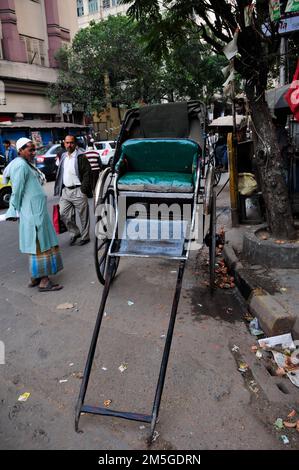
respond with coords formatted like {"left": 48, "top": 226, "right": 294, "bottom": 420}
{"left": 0, "top": 178, "right": 298, "bottom": 450}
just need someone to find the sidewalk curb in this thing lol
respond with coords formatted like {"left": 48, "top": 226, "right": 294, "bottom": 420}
{"left": 223, "top": 242, "right": 296, "bottom": 337}
{"left": 223, "top": 243, "right": 255, "bottom": 300}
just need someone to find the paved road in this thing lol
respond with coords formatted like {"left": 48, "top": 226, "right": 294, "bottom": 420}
{"left": 0, "top": 179, "right": 298, "bottom": 450}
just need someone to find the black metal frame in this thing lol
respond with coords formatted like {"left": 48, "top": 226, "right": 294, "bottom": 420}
{"left": 76, "top": 102, "right": 218, "bottom": 440}
{"left": 75, "top": 257, "right": 186, "bottom": 441}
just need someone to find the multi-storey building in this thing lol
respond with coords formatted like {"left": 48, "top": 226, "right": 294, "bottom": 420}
{"left": 77, "top": 0, "right": 127, "bottom": 29}
{"left": 76, "top": 0, "right": 129, "bottom": 139}
{"left": 0, "top": 0, "right": 80, "bottom": 144}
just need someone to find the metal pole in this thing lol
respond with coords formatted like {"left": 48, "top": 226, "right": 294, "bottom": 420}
{"left": 75, "top": 257, "right": 114, "bottom": 432}
{"left": 150, "top": 260, "right": 186, "bottom": 439}
{"left": 280, "top": 37, "right": 286, "bottom": 86}
{"left": 227, "top": 132, "right": 239, "bottom": 227}
{"left": 229, "top": 58, "right": 239, "bottom": 227}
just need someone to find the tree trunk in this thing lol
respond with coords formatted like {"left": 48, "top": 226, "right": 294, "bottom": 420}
{"left": 248, "top": 97, "right": 296, "bottom": 240}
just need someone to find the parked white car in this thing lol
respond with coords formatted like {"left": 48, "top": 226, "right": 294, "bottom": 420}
{"left": 93, "top": 141, "right": 116, "bottom": 166}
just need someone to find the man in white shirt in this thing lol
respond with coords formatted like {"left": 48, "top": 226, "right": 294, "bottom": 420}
{"left": 54, "top": 135, "right": 92, "bottom": 246}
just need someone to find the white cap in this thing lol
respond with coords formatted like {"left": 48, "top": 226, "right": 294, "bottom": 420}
{"left": 16, "top": 137, "right": 32, "bottom": 152}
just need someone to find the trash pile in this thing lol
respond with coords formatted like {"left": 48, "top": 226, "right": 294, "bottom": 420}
{"left": 246, "top": 327, "right": 299, "bottom": 387}
{"left": 258, "top": 333, "right": 299, "bottom": 388}
{"left": 210, "top": 227, "right": 236, "bottom": 289}
{"left": 215, "top": 258, "right": 235, "bottom": 289}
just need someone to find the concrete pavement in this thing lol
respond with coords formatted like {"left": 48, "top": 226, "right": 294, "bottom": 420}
{"left": 0, "top": 179, "right": 298, "bottom": 449}
{"left": 223, "top": 225, "right": 299, "bottom": 339}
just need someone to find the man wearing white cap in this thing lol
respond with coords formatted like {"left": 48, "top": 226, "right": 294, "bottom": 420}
{"left": 5, "top": 137, "right": 63, "bottom": 291}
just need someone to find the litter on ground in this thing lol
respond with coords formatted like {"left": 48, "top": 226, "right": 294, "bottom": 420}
{"left": 118, "top": 363, "right": 128, "bottom": 373}
{"left": 56, "top": 303, "right": 74, "bottom": 310}
{"left": 249, "top": 317, "right": 264, "bottom": 336}
{"left": 258, "top": 334, "right": 299, "bottom": 387}
{"left": 18, "top": 392, "right": 30, "bottom": 402}
{"left": 280, "top": 435, "right": 289, "bottom": 445}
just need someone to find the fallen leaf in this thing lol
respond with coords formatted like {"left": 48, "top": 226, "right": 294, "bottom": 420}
{"left": 283, "top": 421, "right": 297, "bottom": 428}
{"left": 287, "top": 410, "right": 296, "bottom": 418}
{"left": 244, "top": 312, "right": 254, "bottom": 322}
{"left": 73, "top": 372, "right": 83, "bottom": 379}
{"left": 104, "top": 399, "right": 112, "bottom": 408}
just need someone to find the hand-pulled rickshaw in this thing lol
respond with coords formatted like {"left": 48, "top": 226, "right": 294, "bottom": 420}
{"left": 75, "top": 101, "right": 218, "bottom": 441}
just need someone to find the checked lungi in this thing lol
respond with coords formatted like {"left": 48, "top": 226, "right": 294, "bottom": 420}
{"left": 29, "top": 243, "right": 63, "bottom": 279}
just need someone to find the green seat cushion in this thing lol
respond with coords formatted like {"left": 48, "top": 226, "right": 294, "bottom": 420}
{"left": 118, "top": 171, "right": 194, "bottom": 193}
{"left": 120, "top": 138, "right": 199, "bottom": 173}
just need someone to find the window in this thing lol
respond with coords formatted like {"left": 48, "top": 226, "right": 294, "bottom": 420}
{"left": 95, "top": 143, "right": 105, "bottom": 150}
{"left": 20, "top": 35, "right": 46, "bottom": 66}
{"left": 89, "top": 0, "right": 99, "bottom": 14}
{"left": 103, "top": 0, "right": 110, "bottom": 9}
{"left": 111, "top": 0, "right": 119, "bottom": 5}
{"left": 77, "top": 0, "right": 84, "bottom": 16}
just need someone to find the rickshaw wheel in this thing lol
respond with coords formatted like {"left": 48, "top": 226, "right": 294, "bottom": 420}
{"left": 203, "top": 166, "right": 214, "bottom": 215}
{"left": 209, "top": 189, "right": 216, "bottom": 293}
{"left": 94, "top": 188, "right": 119, "bottom": 285}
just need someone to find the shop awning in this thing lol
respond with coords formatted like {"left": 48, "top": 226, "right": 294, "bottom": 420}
{"left": 0, "top": 120, "right": 88, "bottom": 129}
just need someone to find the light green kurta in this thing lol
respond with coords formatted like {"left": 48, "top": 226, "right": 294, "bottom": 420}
{"left": 6, "top": 157, "right": 59, "bottom": 254}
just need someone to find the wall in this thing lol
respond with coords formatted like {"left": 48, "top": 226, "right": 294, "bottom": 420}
{"left": 0, "top": 60, "right": 58, "bottom": 83}
{"left": 5, "top": 92, "right": 59, "bottom": 114}
{"left": 14, "top": 0, "right": 47, "bottom": 41}
{"left": 58, "top": 0, "right": 79, "bottom": 40}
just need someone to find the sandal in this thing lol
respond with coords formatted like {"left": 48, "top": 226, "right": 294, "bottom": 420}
{"left": 38, "top": 280, "right": 63, "bottom": 292}
{"left": 28, "top": 278, "right": 41, "bottom": 288}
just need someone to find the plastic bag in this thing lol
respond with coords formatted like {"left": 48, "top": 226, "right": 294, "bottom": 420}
{"left": 238, "top": 173, "right": 258, "bottom": 196}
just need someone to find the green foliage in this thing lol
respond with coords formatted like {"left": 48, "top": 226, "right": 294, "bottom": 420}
{"left": 48, "top": 13, "right": 227, "bottom": 110}
{"left": 121, "top": 0, "right": 281, "bottom": 94}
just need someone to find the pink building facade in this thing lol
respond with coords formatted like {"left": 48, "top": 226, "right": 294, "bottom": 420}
{"left": 0, "top": 0, "right": 78, "bottom": 128}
